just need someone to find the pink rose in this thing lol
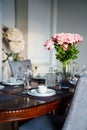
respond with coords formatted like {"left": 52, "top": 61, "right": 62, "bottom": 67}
{"left": 44, "top": 40, "right": 54, "bottom": 50}
{"left": 74, "top": 34, "right": 83, "bottom": 43}
{"left": 52, "top": 34, "right": 58, "bottom": 42}
{"left": 44, "top": 33, "right": 83, "bottom": 52}
{"left": 65, "top": 33, "right": 75, "bottom": 43}
{"left": 61, "top": 43, "right": 68, "bottom": 51}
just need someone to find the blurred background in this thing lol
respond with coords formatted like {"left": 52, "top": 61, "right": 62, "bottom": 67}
{"left": 0, "top": 0, "right": 87, "bottom": 78}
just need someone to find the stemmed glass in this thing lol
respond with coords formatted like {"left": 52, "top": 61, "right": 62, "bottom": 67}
{"left": 14, "top": 67, "right": 22, "bottom": 88}
{"left": 33, "top": 66, "right": 39, "bottom": 77}
{"left": 81, "top": 64, "right": 87, "bottom": 76}
{"left": 23, "top": 65, "right": 32, "bottom": 91}
{"left": 70, "top": 62, "right": 79, "bottom": 84}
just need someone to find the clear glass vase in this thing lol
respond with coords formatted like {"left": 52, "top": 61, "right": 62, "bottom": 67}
{"left": 62, "top": 61, "right": 70, "bottom": 76}
{"left": 61, "top": 61, "right": 70, "bottom": 88}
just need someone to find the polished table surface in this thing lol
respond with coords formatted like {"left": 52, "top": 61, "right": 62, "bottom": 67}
{"left": 0, "top": 81, "right": 73, "bottom": 123}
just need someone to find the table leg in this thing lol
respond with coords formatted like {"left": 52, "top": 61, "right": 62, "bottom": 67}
{"left": 11, "top": 121, "right": 18, "bottom": 130}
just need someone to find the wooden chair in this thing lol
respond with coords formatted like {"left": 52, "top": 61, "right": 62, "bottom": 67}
{"left": 19, "top": 76, "right": 87, "bottom": 130}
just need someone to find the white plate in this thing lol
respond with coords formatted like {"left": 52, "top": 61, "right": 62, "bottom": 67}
{"left": 3, "top": 80, "right": 24, "bottom": 85}
{"left": 27, "top": 88, "right": 56, "bottom": 97}
{"left": 0, "top": 85, "right": 5, "bottom": 89}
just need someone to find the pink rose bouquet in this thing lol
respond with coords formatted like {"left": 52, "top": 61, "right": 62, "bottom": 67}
{"left": 44, "top": 33, "right": 83, "bottom": 63}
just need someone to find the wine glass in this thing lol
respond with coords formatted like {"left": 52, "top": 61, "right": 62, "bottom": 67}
{"left": 23, "top": 65, "right": 32, "bottom": 91}
{"left": 70, "top": 62, "right": 79, "bottom": 84}
{"left": 33, "top": 66, "right": 39, "bottom": 77}
{"left": 81, "top": 64, "right": 87, "bottom": 76}
{"left": 14, "top": 68, "right": 22, "bottom": 88}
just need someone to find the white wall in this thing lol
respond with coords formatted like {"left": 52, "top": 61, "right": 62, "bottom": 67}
{"left": 28, "top": 0, "right": 59, "bottom": 73}
{"left": 28, "top": 0, "right": 51, "bottom": 64}
{"left": 2, "top": 0, "right": 15, "bottom": 27}
{"left": 15, "top": 0, "right": 28, "bottom": 58}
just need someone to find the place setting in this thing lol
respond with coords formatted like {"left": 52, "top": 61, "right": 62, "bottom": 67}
{"left": 14, "top": 84, "right": 59, "bottom": 101}
{"left": 27, "top": 85, "right": 56, "bottom": 97}
{"left": 2, "top": 76, "right": 24, "bottom": 89}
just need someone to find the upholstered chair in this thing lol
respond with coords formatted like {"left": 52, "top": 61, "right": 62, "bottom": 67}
{"left": 19, "top": 76, "right": 87, "bottom": 130}
{"left": 9, "top": 59, "right": 32, "bottom": 79}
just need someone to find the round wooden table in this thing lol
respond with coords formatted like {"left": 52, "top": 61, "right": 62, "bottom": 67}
{"left": 0, "top": 85, "right": 62, "bottom": 122}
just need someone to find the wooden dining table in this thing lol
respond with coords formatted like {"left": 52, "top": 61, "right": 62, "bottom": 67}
{"left": 0, "top": 79, "right": 73, "bottom": 129}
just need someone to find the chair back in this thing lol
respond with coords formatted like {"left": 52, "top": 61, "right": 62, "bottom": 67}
{"left": 62, "top": 76, "right": 87, "bottom": 130}
{"left": 9, "top": 59, "right": 32, "bottom": 79}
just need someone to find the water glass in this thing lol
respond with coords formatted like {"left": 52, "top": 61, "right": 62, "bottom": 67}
{"left": 45, "top": 72, "right": 56, "bottom": 87}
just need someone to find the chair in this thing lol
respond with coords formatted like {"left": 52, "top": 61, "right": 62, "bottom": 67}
{"left": 8, "top": 59, "right": 32, "bottom": 79}
{"left": 19, "top": 76, "right": 87, "bottom": 130}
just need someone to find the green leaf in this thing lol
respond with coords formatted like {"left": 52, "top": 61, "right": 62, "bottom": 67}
{"left": 54, "top": 44, "right": 79, "bottom": 62}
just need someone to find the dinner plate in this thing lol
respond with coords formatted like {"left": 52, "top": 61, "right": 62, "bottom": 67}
{"left": 27, "top": 88, "right": 56, "bottom": 97}
{"left": 0, "top": 85, "right": 5, "bottom": 89}
{"left": 2, "top": 80, "right": 24, "bottom": 85}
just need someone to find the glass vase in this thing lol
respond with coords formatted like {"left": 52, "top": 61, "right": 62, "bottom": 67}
{"left": 61, "top": 61, "right": 70, "bottom": 88}
{"left": 62, "top": 61, "right": 67, "bottom": 76}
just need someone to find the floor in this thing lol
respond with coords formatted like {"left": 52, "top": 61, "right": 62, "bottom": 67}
{"left": 0, "top": 122, "right": 18, "bottom": 130}
{"left": 0, "top": 120, "right": 30, "bottom": 130}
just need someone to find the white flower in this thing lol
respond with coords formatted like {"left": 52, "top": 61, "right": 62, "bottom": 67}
{"left": 6, "top": 28, "right": 23, "bottom": 41}
{"left": 2, "top": 26, "right": 25, "bottom": 61}
{"left": 7, "top": 28, "right": 25, "bottom": 53}
{"left": 9, "top": 40, "right": 25, "bottom": 53}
